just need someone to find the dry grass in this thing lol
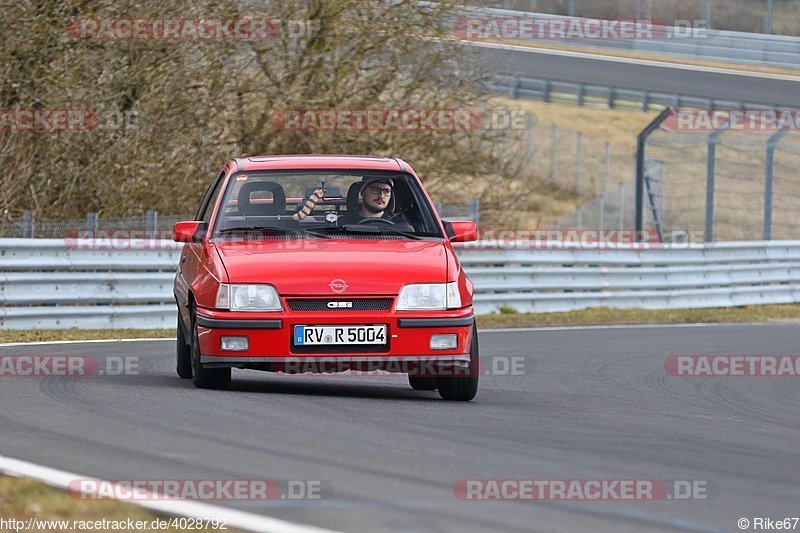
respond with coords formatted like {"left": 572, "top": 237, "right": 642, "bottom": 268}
{"left": 0, "top": 329, "right": 171, "bottom": 344}
{"left": 0, "top": 476, "right": 241, "bottom": 533}
{"left": 478, "top": 304, "right": 800, "bottom": 328}
{"left": 498, "top": 97, "right": 656, "bottom": 150}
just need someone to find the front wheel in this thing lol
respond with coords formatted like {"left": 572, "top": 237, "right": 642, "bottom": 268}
{"left": 436, "top": 323, "right": 479, "bottom": 401}
{"left": 190, "top": 308, "right": 231, "bottom": 390}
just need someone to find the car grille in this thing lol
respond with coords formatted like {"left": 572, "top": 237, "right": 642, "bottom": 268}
{"left": 286, "top": 298, "right": 393, "bottom": 312}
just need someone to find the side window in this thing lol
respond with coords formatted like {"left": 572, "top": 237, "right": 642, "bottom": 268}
{"left": 196, "top": 171, "right": 226, "bottom": 222}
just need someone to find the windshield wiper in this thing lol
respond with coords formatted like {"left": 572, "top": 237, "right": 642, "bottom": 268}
{"left": 217, "top": 226, "right": 332, "bottom": 239}
{"left": 305, "top": 224, "right": 427, "bottom": 241}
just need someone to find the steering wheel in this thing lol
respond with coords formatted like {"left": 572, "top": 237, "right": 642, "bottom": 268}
{"left": 356, "top": 217, "right": 397, "bottom": 226}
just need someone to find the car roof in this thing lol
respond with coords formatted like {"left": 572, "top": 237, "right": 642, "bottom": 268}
{"left": 233, "top": 155, "right": 406, "bottom": 173}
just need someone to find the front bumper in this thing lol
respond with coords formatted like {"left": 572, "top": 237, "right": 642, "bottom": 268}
{"left": 194, "top": 306, "right": 475, "bottom": 369}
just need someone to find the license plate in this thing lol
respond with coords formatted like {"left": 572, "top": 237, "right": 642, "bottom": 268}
{"left": 294, "top": 325, "right": 387, "bottom": 346}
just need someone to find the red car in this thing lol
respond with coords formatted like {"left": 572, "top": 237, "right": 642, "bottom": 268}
{"left": 173, "top": 155, "right": 480, "bottom": 401}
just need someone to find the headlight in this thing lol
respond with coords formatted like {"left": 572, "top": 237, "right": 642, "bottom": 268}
{"left": 215, "top": 284, "right": 282, "bottom": 312}
{"left": 396, "top": 282, "right": 462, "bottom": 310}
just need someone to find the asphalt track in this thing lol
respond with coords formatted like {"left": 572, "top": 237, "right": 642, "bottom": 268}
{"left": 1, "top": 324, "right": 800, "bottom": 532}
{"left": 476, "top": 44, "right": 800, "bottom": 108}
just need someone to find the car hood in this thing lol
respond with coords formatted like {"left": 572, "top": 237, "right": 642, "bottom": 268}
{"left": 213, "top": 239, "right": 448, "bottom": 295}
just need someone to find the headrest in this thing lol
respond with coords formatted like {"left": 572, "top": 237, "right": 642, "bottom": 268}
{"left": 237, "top": 181, "right": 286, "bottom": 216}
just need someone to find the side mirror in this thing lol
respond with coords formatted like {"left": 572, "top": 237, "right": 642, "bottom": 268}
{"left": 444, "top": 221, "right": 479, "bottom": 243}
{"left": 174, "top": 221, "right": 208, "bottom": 243}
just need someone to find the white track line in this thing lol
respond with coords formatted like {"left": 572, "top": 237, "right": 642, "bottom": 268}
{"left": 0, "top": 455, "right": 341, "bottom": 533}
{"left": 0, "top": 337, "right": 172, "bottom": 347}
{"left": 470, "top": 41, "right": 800, "bottom": 82}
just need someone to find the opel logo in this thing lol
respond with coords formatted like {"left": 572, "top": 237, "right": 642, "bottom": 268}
{"left": 329, "top": 279, "right": 348, "bottom": 294}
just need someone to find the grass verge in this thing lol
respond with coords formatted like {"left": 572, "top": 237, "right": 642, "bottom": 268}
{"left": 477, "top": 304, "right": 800, "bottom": 329}
{"left": 0, "top": 476, "right": 241, "bottom": 532}
{"left": 0, "top": 329, "right": 171, "bottom": 344}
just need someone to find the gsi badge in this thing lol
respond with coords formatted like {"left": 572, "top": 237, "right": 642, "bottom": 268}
{"left": 327, "top": 301, "right": 353, "bottom": 309}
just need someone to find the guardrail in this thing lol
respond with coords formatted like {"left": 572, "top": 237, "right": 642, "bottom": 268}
{"left": 1, "top": 239, "right": 799, "bottom": 328}
{"left": 490, "top": 74, "right": 779, "bottom": 112}
{"left": 0, "top": 239, "right": 181, "bottom": 329}
{"left": 459, "top": 240, "right": 800, "bottom": 315}
{"left": 461, "top": 6, "right": 800, "bottom": 68}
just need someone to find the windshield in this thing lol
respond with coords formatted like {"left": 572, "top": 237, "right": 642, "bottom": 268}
{"left": 211, "top": 170, "right": 444, "bottom": 239}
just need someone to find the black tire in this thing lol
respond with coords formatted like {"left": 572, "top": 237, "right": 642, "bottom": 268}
{"left": 437, "top": 323, "right": 479, "bottom": 401}
{"left": 408, "top": 376, "right": 437, "bottom": 391}
{"left": 176, "top": 314, "right": 193, "bottom": 379}
{"left": 190, "top": 308, "right": 231, "bottom": 390}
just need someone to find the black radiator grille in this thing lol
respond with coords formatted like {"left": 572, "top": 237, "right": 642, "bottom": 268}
{"left": 286, "top": 298, "right": 393, "bottom": 312}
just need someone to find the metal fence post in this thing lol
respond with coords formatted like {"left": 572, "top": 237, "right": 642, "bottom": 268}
{"left": 86, "top": 212, "right": 99, "bottom": 237}
{"left": 576, "top": 207, "right": 583, "bottom": 230}
{"left": 603, "top": 143, "right": 610, "bottom": 197}
{"left": 146, "top": 210, "right": 158, "bottom": 239}
{"left": 525, "top": 115, "right": 535, "bottom": 171}
{"left": 470, "top": 198, "right": 480, "bottom": 227}
{"left": 618, "top": 183, "right": 625, "bottom": 229}
{"left": 575, "top": 132, "right": 583, "bottom": 194}
{"left": 22, "top": 211, "right": 35, "bottom": 238}
{"left": 568, "top": 0, "right": 576, "bottom": 17}
{"left": 550, "top": 125, "right": 558, "bottom": 180}
{"left": 705, "top": 128, "right": 727, "bottom": 243}
{"left": 764, "top": 128, "right": 790, "bottom": 240}
{"left": 636, "top": 108, "right": 673, "bottom": 239}
{"left": 598, "top": 195, "right": 605, "bottom": 231}
{"left": 765, "top": 0, "right": 774, "bottom": 34}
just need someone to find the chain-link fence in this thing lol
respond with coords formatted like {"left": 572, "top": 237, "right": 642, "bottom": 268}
{"left": 496, "top": 117, "right": 633, "bottom": 198}
{"left": 496, "top": 117, "right": 636, "bottom": 230}
{"left": 639, "top": 112, "right": 800, "bottom": 242}
{"left": 0, "top": 212, "right": 190, "bottom": 239}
